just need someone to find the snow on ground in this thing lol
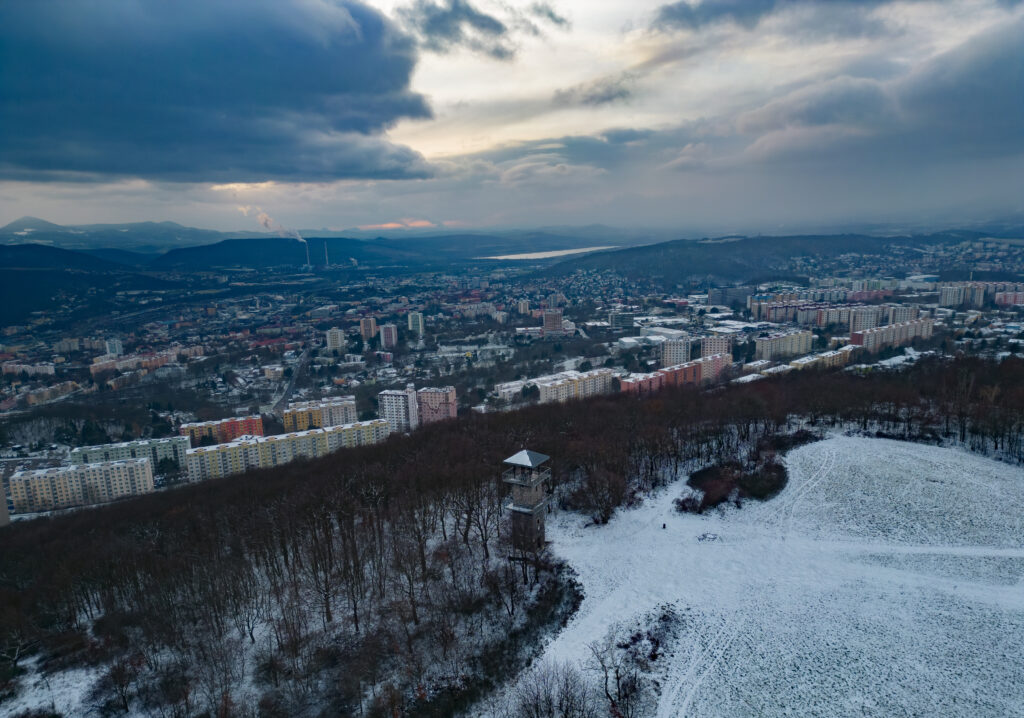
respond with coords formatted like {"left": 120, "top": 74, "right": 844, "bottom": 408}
{"left": 528, "top": 436, "right": 1024, "bottom": 717}
{"left": 2, "top": 657, "right": 102, "bottom": 717}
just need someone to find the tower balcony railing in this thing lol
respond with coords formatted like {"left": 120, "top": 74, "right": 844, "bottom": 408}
{"left": 501, "top": 466, "right": 551, "bottom": 486}
{"left": 505, "top": 497, "right": 547, "bottom": 515}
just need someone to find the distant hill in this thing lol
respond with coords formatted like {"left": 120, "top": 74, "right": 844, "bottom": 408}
{"left": 0, "top": 216, "right": 68, "bottom": 234}
{"left": 547, "top": 232, "right": 976, "bottom": 283}
{"left": 0, "top": 216, "right": 250, "bottom": 252}
{"left": 153, "top": 237, "right": 322, "bottom": 269}
{"left": 0, "top": 216, "right": 656, "bottom": 258}
{"left": 81, "top": 247, "right": 159, "bottom": 267}
{"left": 0, "top": 243, "right": 124, "bottom": 272}
{"left": 148, "top": 232, "right": 613, "bottom": 270}
{"left": 0, "top": 244, "right": 184, "bottom": 325}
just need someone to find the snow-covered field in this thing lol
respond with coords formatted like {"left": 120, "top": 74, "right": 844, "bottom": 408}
{"left": 529, "top": 436, "right": 1024, "bottom": 717}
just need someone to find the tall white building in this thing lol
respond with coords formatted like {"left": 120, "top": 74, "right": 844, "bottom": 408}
{"left": 661, "top": 338, "right": 691, "bottom": 366}
{"left": 105, "top": 338, "right": 124, "bottom": 356}
{"left": 408, "top": 311, "right": 425, "bottom": 335}
{"left": 887, "top": 304, "right": 920, "bottom": 324}
{"left": 701, "top": 335, "right": 732, "bottom": 358}
{"left": 755, "top": 330, "right": 814, "bottom": 361}
{"left": 325, "top": 327, "right": 345, "bottom": 351}
{"left": 848, "top": 307, "right": 882, "bottom": 333}
{"left": 378, "top": 384, "right": 419, "bottom": 433}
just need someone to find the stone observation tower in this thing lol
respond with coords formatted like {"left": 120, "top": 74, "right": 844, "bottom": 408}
{"left": 502, "top": 449, "right": 551, "bottom": 551}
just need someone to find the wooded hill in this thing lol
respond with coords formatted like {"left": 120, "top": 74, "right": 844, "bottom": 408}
{"left": 547, "top": 232, "right": 976, "bottom": 283}
{"left": 1, "top": 357, "right": 1023, "bottom": 717}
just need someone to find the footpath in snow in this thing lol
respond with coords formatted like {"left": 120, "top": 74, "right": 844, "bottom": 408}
{"left": 522, "top": 436, "right": 1024, "bottom": 717}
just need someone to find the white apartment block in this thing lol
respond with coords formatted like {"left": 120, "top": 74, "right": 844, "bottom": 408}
{"left": 701, "top": 335, "right": 732, "bottom": 358}
{"left": 10, "top": 458, "right": 154, "bottom": 513}
{"left": 283, "top": 396, "right": 358, "bottom": 431}
{"left": 495, "top": 369, "right": 615, "bottom": 404}
{"left": 185, "top": 420, "right": 390, "bottom": 482}
{"left": 661, "top": 338, "right": 691, "bottom": 366}
{"left": 851, "top": 318, "right": 934, "bottom": 352}
{"left": 789, "top": 347, "right": 855, "bottom": 371}
{"left": 495, "top": 379, "right": 529, "bottom": 402}
{"left": 938, "top": 283, "right": 986, "bottom": 308}
{"left": 186, "top": 436, "right": 260, "bottom": 481}
{"left": 378, "top": 384, "right": 420, "bottom": 433}
{"left": 886, "top": 304, "right": 920, "bottom": 324}
{"left": 755, "top": 330, "right": 814, "bottom": 361}
{"left": 848, "top": 307, "right": 883, "bottom": 333}
{"left": 2, "top": 362, "right": 56, "bottom": 377}
{"left": 536, "top": 369, "right": 614, "bottom": 404}
{"left": 319, "top": 397, "right": 358, "bottom": 427}
{"left": 70, "top": 435, "right": 190, "bottom": 469}
{"left": 325, "top": 327, "right": 345, "bottom": 351}
{"left": 939, "top": 285, "right": 965, "bottom": 307}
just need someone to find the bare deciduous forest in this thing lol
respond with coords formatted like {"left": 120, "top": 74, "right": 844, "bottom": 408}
{"left": 2, "top": 357, "right": 1024, "bottom": 717}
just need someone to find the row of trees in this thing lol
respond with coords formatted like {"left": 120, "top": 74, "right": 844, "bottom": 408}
{"left": 1, "top": 357, "right": 1023, "bottom": 716}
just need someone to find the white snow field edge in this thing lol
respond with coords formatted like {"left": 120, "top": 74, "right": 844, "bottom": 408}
{"left": 500, "top": 436, "right": 1024, "bottom": 718}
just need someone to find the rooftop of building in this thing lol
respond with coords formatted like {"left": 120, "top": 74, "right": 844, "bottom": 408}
{"left": 13, "top": 458, "right": 152, "bottom": 477}
{"left": 70, "top": 435, "right": 189, "bottom": 452}
{"left": 185, "top": 420, "right": 389, "bottom": 454}
{"left": 284, "top": 396, "right": 356, "bottom": 410}
{"left": 503, "top": 449, "right": 550, "bottom": 468}
{"left": 179, "top": 415, "right": 261, "bottom": 429}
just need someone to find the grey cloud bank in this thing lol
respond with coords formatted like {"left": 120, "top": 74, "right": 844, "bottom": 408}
{"left": 0, "top": 0, "right": 1022, "bottom": 234}
{"left": 0, "top": 0, "right": 432, "bottom": 182}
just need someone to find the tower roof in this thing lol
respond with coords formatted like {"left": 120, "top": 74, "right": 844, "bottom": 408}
{"left": 503, "top": 449, "right": 550, "bottom": 468}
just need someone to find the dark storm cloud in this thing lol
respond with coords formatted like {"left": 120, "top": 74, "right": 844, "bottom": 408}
{"left": 736, "top": 77, "right": 896, "bottom": 134}
{"left": 896, "top": 17, "right": 1024, "bottom": 154}
{"left": 739, "top": 17, "right": 1024, "bottom": 163}
{"left": 398, "top": 0, "right": 515, "bottom": 59}
{"left": 0, "top": 0, "right": 432, "bottom": 183}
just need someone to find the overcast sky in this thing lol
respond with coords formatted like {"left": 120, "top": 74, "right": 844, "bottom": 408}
{"left": 1, "top": 0, "right": 1022, "bottom": 234}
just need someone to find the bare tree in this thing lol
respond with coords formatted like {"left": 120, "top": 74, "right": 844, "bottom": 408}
{"left": 509, "top": 661, "right": 599, "bottom": 718}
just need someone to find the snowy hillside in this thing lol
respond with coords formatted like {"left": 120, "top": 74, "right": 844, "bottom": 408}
{"left": 498, "top": 436, "right": 1024, "bottom": 717}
